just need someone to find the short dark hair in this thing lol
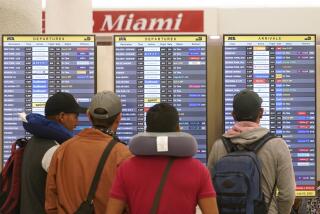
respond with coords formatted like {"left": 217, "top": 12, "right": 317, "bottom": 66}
{"left": 146, "top": 103, "right": 179, "bottom": 132}
{"left": 234, "top": 110, "right": 260, "bottom": 122}
{"left": 90, "top": 112, "right": 120, "bottom": 128}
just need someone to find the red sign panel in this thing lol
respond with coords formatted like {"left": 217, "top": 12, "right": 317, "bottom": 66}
{"left": 93, "top": 10, "right": 203, "bottom": 33}
{"left": 42, "top": 11, "right": 45, "bottom": 33}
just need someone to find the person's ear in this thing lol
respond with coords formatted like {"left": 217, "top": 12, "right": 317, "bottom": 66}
{"left": 56, "top": 112, "right": 64, "bottom": 123}
{"left": 86, "top": 110, "right": 92, "bottom": 122}
{"left": 111, "top": 113, "right": 122, "bottom": 131}
{"left": 232, "top": 111, "right": 237, "bottom": 121}
{"left": 115, "top": 113, "right": 122, "bottom": 124}
{"left": 259, "top": 108, "right": 264, "bottom": 119}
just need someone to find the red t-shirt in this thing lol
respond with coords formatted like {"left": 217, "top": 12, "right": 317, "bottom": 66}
{"left": 110, "top": 156, "right": 216, "bottom": 214}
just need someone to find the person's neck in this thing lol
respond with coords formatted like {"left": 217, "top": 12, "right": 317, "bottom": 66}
{"left": 92, "top": 125, "right": 126, "bottom": 145}
{"left": 93, "top": 125, "right": 125, "bottom": 144}
{"left": 46, "top": 115, "right": 59, "bottom": 122}
{"left": 93, "top": 125, "right": 115, "bottom": 135}
{"left": 235, "top": 121, "right": 260, "bottom": 127}
{"left": 45, "top": 116, "right": 66, "bottom": 128}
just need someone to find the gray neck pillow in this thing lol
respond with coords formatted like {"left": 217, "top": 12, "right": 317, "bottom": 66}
{"left": 129, "top": 132, "right": 198, "bottom": 157}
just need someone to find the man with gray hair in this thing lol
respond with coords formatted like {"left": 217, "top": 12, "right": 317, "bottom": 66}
{"left": 45, "top": 91, "right": 132, "bottom": 214}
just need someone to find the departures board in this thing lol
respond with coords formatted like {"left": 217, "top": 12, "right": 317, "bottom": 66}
{"left": 223, "top": 35, "right": 316, "bottom": 197}
{"left": 2, "top": 35, "right": 96, "bottom": 164}
{"left": 114, "top": 35, "right": 207, "bottom": 163}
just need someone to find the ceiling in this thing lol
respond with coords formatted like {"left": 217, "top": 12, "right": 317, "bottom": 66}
{"left": 41, "top": 0, "right": 320, "bottom": 9}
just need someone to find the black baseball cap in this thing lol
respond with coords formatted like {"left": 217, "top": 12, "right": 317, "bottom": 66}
{"left": 45, "top": 92, "right": 87, "bottom": 116}
{"left": 233, "top": 89, "right": 263, "bottom": 120}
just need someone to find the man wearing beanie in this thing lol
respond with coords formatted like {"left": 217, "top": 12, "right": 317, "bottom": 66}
{"left": 45, "top": 91, "right": 132, "bottom": 214}
{"left": 20, "top": 92, "right": 86, "bottom": 214}
{"left": 208, "top": 89, "right": 295, "bottom": 214}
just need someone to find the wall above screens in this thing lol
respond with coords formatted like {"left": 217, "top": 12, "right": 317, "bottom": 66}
{"left": 2, "top": 35, "right": 97, "bottom": 165}
{"left": 222, "top": 35, "right": 316, "bottom": 197}
{"left": 114, "top": 35, "right": 207, "bottom": 163}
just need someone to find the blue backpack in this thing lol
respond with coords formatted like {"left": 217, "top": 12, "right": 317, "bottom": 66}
{"left": 211, "top": 133, "right": 277, "bottom": 214}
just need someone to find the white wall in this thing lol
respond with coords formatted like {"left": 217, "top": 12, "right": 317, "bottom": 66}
{"left": 97, "top": 46, "right": 114, "bottom": 92}
{"left": 46, "top": 0, "right": 92, "bottom": 33}
{"left": 0, "top": 0, "right": 42, "bottom": 166}
{"left": 218, "top": 8, "right": 320, "bottom": 36}
{"left": 0, "top": 0, "right": 42, "bottom": 35}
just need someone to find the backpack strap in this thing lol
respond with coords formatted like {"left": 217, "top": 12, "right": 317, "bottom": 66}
{"left": 222, "top": 132, "right": 277, "bottom": 154}
{"left": 15, "top": 138, "right": 28, "bottom": 148}
{"left": 85, "top": 139, "right": 117, "bottom": 204}
{"left": 150, "top": 158, "right": 175, "bottom": 214}
{"left": 250, "top": 132, "right": 277, "bottom": 210}
{"left": 247, "top": 132, "right": 277, "bottom": 153}
{"left": 267, "top": 180, "right": 277, "bottom": 211}
{"left": 221, "top": 137, "right": 239, "bottom": 153}
{"left": 10, "top": 138, "right": 28, "bottom": 153}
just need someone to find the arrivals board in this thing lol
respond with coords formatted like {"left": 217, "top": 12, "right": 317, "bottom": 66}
{"left": 2, "top": 35, "right": 96, "bottom": 164}
{"left": 114, "top": 35, "right": 207, "bottom": 163}
{"left": 223, "top": 35, "right": 316, "bottom": 196}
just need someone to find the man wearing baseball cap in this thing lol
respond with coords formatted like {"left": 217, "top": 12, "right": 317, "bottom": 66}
{"left": 208, "top": 89, "right": 295, "bottom": 214}
{"left": 20, "top": 92, "right": 86, "bottom": 214}
{"left": 45, "top": 91, "right": 132, "bottom": 214}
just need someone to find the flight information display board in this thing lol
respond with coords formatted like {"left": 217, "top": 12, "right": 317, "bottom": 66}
{"left": 114, "top": 35, "right": 207, "bottom": 163}
{"left": 2, "top": 35, "right": 96, "bottom": 164}
{"left": 223, "top": 35, "right": 316, "bottom": 197}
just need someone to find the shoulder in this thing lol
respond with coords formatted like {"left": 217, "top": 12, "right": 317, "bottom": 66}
{"left": 174, "top": 158, "right": 211, "bottom": 179}
{"left": 114, "top": 141, "right": 129, "bottom": 150}
{"left": 179, "top": 157, "right": 205, "bottom": 166}
{"left": 51, "top": 136, "right": 80, "bottom": 158}
{"left": 108, "top": 140, "right": 132, "bottom": 165}
{"left": 263, "top": 137, "right": 289, "bottom": 152}
{"left": 112, "top": 140, "right": 131, "bottom": 156}
{"left": 27, "top": 136, "right": 58, "bottom": 153}
{"left": 267, "top": 136, "right": 287, "bottom": 144}
{"left": 116, "top": 156, "right": 142, "bottom": 171}
{"left": 172, "top": 157, "right": 208, "bottom": 174}
{"left": 120, "top": 156, "right": 182, "bottom": 167}
{"left": 30, "top": 136, "right": 57, "bottom": 145}
{"left": 208, "top": 138, "right": 228, "bottom": 158}
{"left": 211, "top": 138, "right": 226, "bottom": 150}
{"left": 121, "top": 156, "right": 204, "bottom": 167}
{"left": 257, "top": 137, "right": 292, "bottom": 166}
{"left": 53, "top": 135, "right": 76, "bottom": 150}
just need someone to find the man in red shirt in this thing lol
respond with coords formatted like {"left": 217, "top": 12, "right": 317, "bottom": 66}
{"left": 107, "top": 103, "right": 218, "bottom": 214}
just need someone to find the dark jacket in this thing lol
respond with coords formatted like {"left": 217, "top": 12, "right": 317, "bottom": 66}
{"left": 20, "top": 113, "right": 73, "bottom": 214}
